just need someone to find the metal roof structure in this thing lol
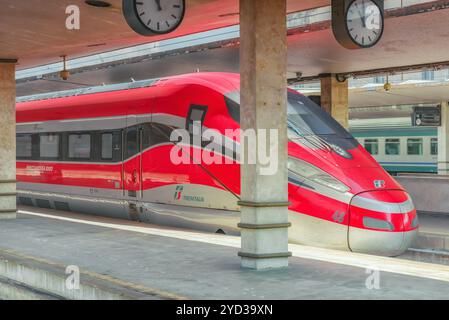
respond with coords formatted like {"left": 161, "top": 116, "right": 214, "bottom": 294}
{"left": 16, "top": 78, "right": 157, "bottom": 103}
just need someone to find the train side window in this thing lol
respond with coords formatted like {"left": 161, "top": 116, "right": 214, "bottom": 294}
{"left": 407, "top": 138, "right": 423, "bottom": 155}
{"left": 100, "top": 131, "right": 121, "bottom": 162}
{"left": 68, "top": 133, "right": 91, "bottom": 159}
{"left": 141, "top": 124, "right": 150, "bottom": 150}
{"left": 431, "top": 138, "right": 438, "bottom": 155}
{"left": 224, "top": 94, "right": 240, "bottom": 123}
{"left": 39, "top": 133, "right": 60, "bottom": 160}
{"left": 126, "top": 126, "right": 140, "bottom": 159}
{"left": 17, "top": 134, "right": 32, "bottom": 159}
{"left": 150, "top": 123, "right": 172, "bottom": 147}
{"left": 385, "top": 138, "right": 400, "bottom": 155}
{"left": 186, "top": 105, "right": 207, "bottom": 135}
{"left": 101, "top": 133, "right": 113, "bottom": 160}
{"left": 364, "top": 139, "right": 378, "bottom": 155}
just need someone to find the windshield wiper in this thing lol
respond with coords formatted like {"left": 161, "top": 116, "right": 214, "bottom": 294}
{"left": 287, "top": 120, "right": 332, "bottom": 152}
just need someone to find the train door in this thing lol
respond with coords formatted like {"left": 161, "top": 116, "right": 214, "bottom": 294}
{"left": 123, "top": 115, "right": 142, "bottom": 220}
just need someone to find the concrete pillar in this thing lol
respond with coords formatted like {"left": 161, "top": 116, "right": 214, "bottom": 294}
{"left": 238, "top": 0, "right": 291, "bottom": 270}
{"left": 0, "top": 60, "right": 17, "bottom": 219}
{"left": 320, "top": 74, "right": 349, "bottom": 128}
{"left": 438, "top": 101, "right": 449, "bottom": 175}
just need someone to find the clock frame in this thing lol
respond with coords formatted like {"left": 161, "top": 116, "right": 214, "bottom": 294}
{"left": 332, "top": 0, "right": 384, "bottom": 49}
{"left": 122, "top": 0, "right": 186, "bottom": 36}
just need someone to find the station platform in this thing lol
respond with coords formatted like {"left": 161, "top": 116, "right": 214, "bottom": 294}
{"left": 413, "top": 213, "right": 449, "bottom": 252}
{"left": 1, "top": 206, "right": 449, "bottom": 300}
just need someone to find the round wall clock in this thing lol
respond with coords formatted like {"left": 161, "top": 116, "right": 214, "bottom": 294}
{"left": 332, "top": 0, "right": 384, "bottom": 49}
{"left": 123, "top": 0, "right": 186, "bottom": 36}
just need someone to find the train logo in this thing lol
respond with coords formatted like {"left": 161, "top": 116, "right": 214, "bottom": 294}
{"left": 332, "top": 210, "right": 346, "bottom": 223}
{"left": 373, "top": 180, "right": 386, "bottom": 188}
{"left": 174, "top": 186, "right": 184, "bottom": 200}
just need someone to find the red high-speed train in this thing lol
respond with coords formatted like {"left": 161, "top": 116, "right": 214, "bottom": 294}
{"left": 16, "top": 72, "right": 418, "bottom": 256}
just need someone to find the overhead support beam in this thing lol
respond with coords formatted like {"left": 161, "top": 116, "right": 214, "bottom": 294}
{"left": 288, "top": 60, "right": 449, "bottom": 85}
{"left": 438, "top": 101, "right": 449, "bottom": 175}
{"left": 320, "top": 74, "right": 349, "bottom": 128}
{"left": 0, "top": 60, "right": 17, "bottom": 220}
{"left": 239, "top": 0, "right": 291, "bottom": 270}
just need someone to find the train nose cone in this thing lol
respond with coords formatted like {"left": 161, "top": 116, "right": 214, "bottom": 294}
{"left": 348, "top": 190, "right": 418, "bottom": 256}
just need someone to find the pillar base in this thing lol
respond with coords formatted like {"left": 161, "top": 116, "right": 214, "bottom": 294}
{"left": 239, "top": 205, "right": 291, "bottom": 270}
{"left": 239, "top": 251, "right": 292, "bottom": 270}
{"left": 0, "top": 212, "right": 17, "bottom": 220}
{"left": 241, "top": 257, "right": 289, "bottom": 270}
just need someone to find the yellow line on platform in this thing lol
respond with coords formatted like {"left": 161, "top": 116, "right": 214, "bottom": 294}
{"left": 19, "top": 209, "right": 449, "bottom": 283}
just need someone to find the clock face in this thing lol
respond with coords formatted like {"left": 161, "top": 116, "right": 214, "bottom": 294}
{"left": 123, "top": 0, "right": 185, "bottom": 36}
{"left": 346, "top": 0, "right": 383, "bottom": 48}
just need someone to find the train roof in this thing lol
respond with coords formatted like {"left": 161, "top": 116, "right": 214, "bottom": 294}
{"left": 16, "top": 72, "right": 240, "bottom": 123}
{"left": 16, "top": 72, "right": 240, "bottom": 104}
{"left": 16, "top": 79, "right": 159, "bottom": 103}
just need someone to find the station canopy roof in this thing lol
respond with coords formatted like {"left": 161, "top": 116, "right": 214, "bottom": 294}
{"left": 4, "top": 0, "right": 449, "bottom": 107}
{"left": 0, "top": 0, "right": 327, "bottom": 69}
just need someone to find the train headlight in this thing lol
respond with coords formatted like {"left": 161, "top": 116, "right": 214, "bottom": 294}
{"left": 411, "top": 216, "right": 419, "bottom": 228}
{"left": 288, "top": 157, "right": 349, "bottom": 193}
{"left": 329, "top": 143, "right": 352, "bottom": 159}
{"left": 363, "top": 217, "right": 394, "bottom": 231}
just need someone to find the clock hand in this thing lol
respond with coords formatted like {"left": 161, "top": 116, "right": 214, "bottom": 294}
{"left": 358, "top": 10, "right": 366, "bottom": 28}
{"left": 155, "top": 0, "right": 162, "bottom": 11}
{"left": 362, "top": 1, "right": 368, "bottom": 28}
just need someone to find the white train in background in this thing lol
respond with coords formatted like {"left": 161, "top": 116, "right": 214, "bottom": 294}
{"left": 349, "top": 117, "right": 438, "bottom": 174}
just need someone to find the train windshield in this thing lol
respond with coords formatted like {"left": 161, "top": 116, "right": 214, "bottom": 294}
{"left": 286, "top": 91, "right": 351, "bottom": 138}
{"left": 225, "top": 90, "right": 358, "bottom": 154}
{"left": 225, "top": 91, "right": 352, "bottom": 139}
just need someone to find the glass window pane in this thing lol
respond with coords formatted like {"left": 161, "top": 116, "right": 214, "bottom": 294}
{"left": 431, "top": 138, "right": 438, "bottom": 155}
{"left": 17, "top": 134, "right": 32, "bottom": 158}
{"left": 287, "top": 92, "right": 351, "bottom": 138}
{"left": 126, "top": 127, "right": 139, "bottom": 158}
{"left": 364, "top": 139, "right": 378, "bottom": 155}
{"left": 224, "top": 95, "right": 240, "bottom": 123}
{"left": 69, "top": 134, "right": 91, "bottom": 159}
{"left": 422, "top": 70, "right": 434, "bottom": 81}
{"left": 141, "top": 124, "right": 151, "bottom": 150}
{"left": 385, "top": 138, "right": 400, "bottom": 155}
{"left": 187, "top": 106, "right": 206, "bottom": 135}
{"left": 407, "top": 138, "right": 423, "bottom": 155}
{"left": 101, "top": 133, "right": 113, "bottom": 159}
{"left": 40, "top": 134, "right": 59, "bottom": 158}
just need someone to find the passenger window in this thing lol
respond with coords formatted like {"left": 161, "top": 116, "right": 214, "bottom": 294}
{"left": 126, "top": 127, "right": 139, "bottom": 158}
{"left": 431, "top": 138, "right": 438, "bottom": 155}
{"left": 68, "top": 134, "right": 91, "bottom": 159}
{"left": 39, "top": 134, "right": 60, "bottom": 159}
{"left": 101, "top": 133, "right": 113, "bottom": 160}
{"left": 385, "top": 138, "right": 400, "bottom": 155}
{"left": 186, "top": 105, "right": 207, "bottom": 135}
{"left": 224, "top": 94, "right": 240, "bottom": 123}
{"left": 149, "top": 123, "right": 172, "bottom": 147}
{"left": 407, "top": 138, "right": 423, "bottom": 155}
{"left": 364, "top": 139, "right": 378, "bottom": 155}
{"left": 17, "top": 134, "right": 32, "bottom": 158}
{"left": 141, "top": 124, "right": 151, "bottom": 150}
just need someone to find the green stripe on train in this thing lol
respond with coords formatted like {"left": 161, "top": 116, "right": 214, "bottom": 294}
{"left": 381, "top": 165, "right": 437, "bottom": 173}
{"left": 350, "top": 128, "right": 437, "bottom": 138}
